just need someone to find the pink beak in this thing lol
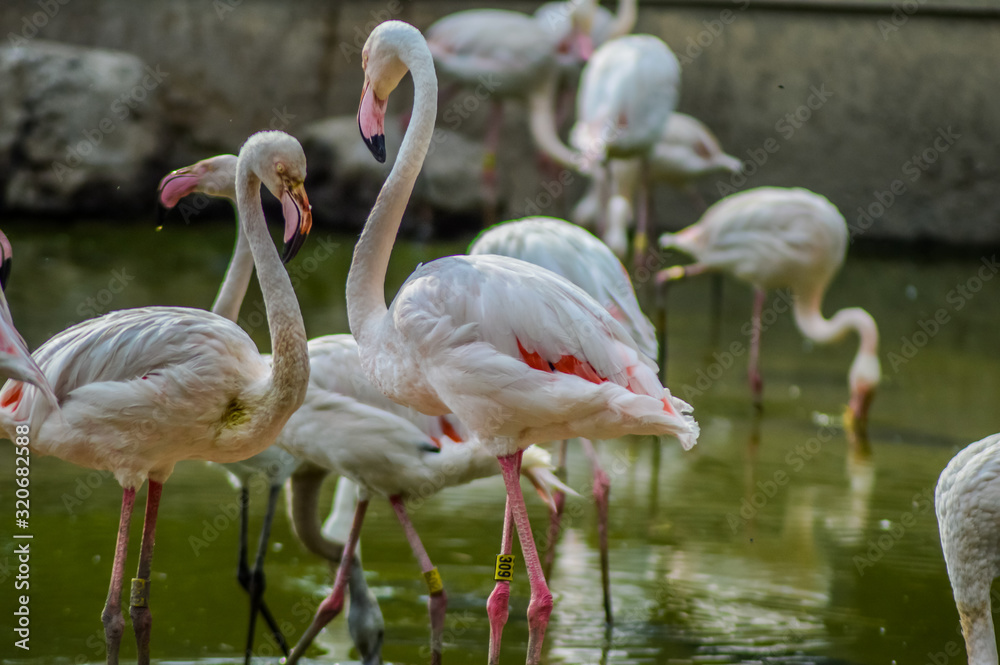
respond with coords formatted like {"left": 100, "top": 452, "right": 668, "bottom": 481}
{"left": 157, "top": 170, "right": 200, "bottom": 209}
{"left": 572, "top": 29, "right": 593, "bottom": 61}
{"left": 358, "top": 80, "right": 388, "bottom": 163}
{"left": 279, "top": 182, "right": 313, "bottom": 264}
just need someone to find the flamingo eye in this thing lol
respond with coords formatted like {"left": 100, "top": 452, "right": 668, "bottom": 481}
{"left": 276, "top": 163, "right": 286, "bottom": 175}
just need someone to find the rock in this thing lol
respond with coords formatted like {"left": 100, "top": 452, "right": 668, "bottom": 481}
{"left": 301, "top": 114, "right": 486, "bottom": 233}
{"left": 0, "top": 41, "right": 164, "bottom": 215}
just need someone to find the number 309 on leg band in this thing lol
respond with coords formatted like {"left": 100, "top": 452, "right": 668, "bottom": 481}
{"left": 494, "top": 554, "right": 515, "bottom": 581}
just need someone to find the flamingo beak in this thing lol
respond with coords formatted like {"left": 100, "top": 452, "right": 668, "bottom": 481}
{"left": 845, "top": 384, "right": 876, "bottom": 441}
{"left": 0, "top": 291, "right": 57, "bottom": 410}
{"left": 280, "top": 182, "right": 312, "bottom": 264}
{"left": 358, "top": 80, "right": 387, "bottom": 163}
{"left": 573, "top": 29, "right": 593, "bottom": 61}
{"left": 157, "top": 168, "right": 201, "bottom": 209}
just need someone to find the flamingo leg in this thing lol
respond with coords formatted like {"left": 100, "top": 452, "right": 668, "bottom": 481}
{"left": 709, "top": 274, "right": 724, "bottom": 349}
{"left": 130, "top": 480, "right": 162, "bottom": 665}
{"left": 580, "top": 438, "right": 612, "bottom": 624}
{"left": 244, "top": 483, "right": 287, "bottom": 663}
{"left": 487, "top": 494, "right": 515, "bottom": 665}
{"left": 285, "top": 498, "right": 369, "bottom": 665}
{"left": 498, "top": 450, "right": 553, "bottom": 665}
{"left": 748, "top": 287, "right": 767, "bottom": 409}
{"left": 483, "top": 100, "right": 504, "bottom": 227}
{"left": 389, "top": 496, "right": 448, "bottom": 665}
{"left": 633, "top": 157, "right": 651, "bottom": 272}
{"left": 542, "top": 439, "right": 569, "bottom": 578}
{"left": 236, "top": 485, "right": 290, "bottom": 663}
{"left": 596, "top": 162, "right": 612, "bottom": 242}
{"left": 103, "top": 487, "right": 136, "bottom": 665}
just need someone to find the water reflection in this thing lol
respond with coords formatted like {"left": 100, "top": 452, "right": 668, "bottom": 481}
{"left": 0, "top": 220, "right": 991, "bottom": 664}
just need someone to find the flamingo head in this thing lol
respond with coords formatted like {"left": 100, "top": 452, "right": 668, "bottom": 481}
{"left": 845, "top": 351, "right": 880, "bottom": 440}
{"left": 158, "top": 154, "right": 238, "bottom": 208}
{"left": 358, "top": 21, "right": 422, "bottom": 164}
{"left": 521, "top": 445, "right": 580, "bottom": 511}
{"left": 239, "top": 131, "right": 313, "bottom": 264}
{"left": 557, "top": 0, "right": 595, "bottom": 63}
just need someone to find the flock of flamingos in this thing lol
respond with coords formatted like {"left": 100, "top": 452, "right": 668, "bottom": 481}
{"left": 1, "top": 2, "right": 997, "bottom": 664}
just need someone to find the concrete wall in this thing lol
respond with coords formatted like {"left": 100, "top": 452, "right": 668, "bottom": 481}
{"left": 0, "top": 0, "right": 996, "bottom": 245}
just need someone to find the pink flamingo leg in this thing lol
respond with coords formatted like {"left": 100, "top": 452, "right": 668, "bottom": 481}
{"left": 285, "top": 498, "right": 369, "bottom": 665}
{"left": 633, "top": 158, "right": 651, "bottom": 272}
{"left": 580, "top": 438, "right": 612, "bottom": 624}
{"left": 487, "top": 495, "right": 515, "bottom": 665}
{"left": 130, "top": 480, "right": 162, "bottom": 665}
{"left": 103, "top": 487, "right": 136, "bottom": 665}
{"left": 542, "top": 439, "right": 569, "bottom": 578}
{"left": 390, "top": 496, "right": 448, "bottom": 665}
{"left": 483, "top": 101, "right": 504, "bottom": 227}
{"left": 748, "top": 287, "right": 766, "bottom": 409}
{"left": 498, "top": 450, "right": 553, "bottom": 665}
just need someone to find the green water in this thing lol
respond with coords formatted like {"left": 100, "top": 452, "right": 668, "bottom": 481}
{"left": 0, "top": 219, "right": 996, "bottom": 664}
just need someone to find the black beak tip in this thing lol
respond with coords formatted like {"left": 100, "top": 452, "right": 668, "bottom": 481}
{"left": 282, "top": 231, "right": 307, "bottom": 265}
{"left": 365, "top": 134, "right": 386, "bottom": 163}
{"left": 0, "top": 257, "right": 11, "bottom": 292}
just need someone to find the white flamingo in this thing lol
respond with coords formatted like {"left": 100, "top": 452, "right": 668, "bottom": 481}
{"left": 469, "top": 214, "right": 657, "bottom": 623}
{"left": 426, "top": 0, "right": 595, "bottom": 219}
{"left": 0, "top": 131, "right": 313, "bottom": 665}
{"left": 535, "top": 0, "right": 638, "bottom": 55}
{"left": 162, "top": 155, "right": 571, "bottom": 665}
{"left": 573, "top": 112, "right": 742, "bottom": 256}
{"left": 936, "top": 433, "right": 1000, "bottom": 664}
{"left": 569, "top": 34, "right": 681, "bottom": 263}
{"left": 657, "top": 186, "right": 881, "bottom": 439}
{"left": 308, "top": 21, "right": 699, "bottom": 665}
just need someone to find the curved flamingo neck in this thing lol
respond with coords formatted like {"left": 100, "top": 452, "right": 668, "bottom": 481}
{"left": 212, "top": 200, "right": 254, "bottom": 323}
{"left": 528, "top": 76, "right": 582, "bottom": 171}
{"left": 235, "top": 149, "right": 309, "bottom": 413}
{"left": 607, "top": 0, "right": 638, "bottom": 40}
{"left": 347, "top": 40, "right": 438, "bottom": 345}
{"left": 792, "top": 288, "right": 879, "bottom": 356}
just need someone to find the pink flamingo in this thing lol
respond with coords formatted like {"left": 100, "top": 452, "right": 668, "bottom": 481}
{"left": 574, "top": 112, "right": 742, "bottom": 257}
{"left": 426, "top": 0, "right": 595, "bottom": 220}
{"left": 569, "top": 34, "right": 681, "bottom": 264}
{"left": 161, "top": 155, "right": 571, "bottom": 665}
{"left": 309, "top": 21, "right": 699, "bottom": 665}
{"left": 657, "top": 186, "right": 881, "bottom": 440}
{"left": 469, "top": 214, "right": 658, "bottom": 623}
{"left": 0, "top": 131, "right": 313, "bottom": 665}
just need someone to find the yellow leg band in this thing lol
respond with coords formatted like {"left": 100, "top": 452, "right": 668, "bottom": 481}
{"left": 424, "top": 567, "right": 444, "bottom": 594}
{"left": 494, "top": 554, "right": 515, "bottom": 582}
{"left": 483, "top": 152, "right": 497, "bottom": 171}
{"left": 130, "top": 578, "right": 149, "bottom": 608}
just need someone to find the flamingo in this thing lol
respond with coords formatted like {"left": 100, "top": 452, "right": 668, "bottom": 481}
{"left": 0, "top": 229, "right": 59, "bottom": 412}
{"left": 469, "top": 214, "right": 657, "bottom": 623}
{"left": 312, "top": 21, "right": 699, "bottom": 665}
{"left": 282, "top": 335, "right": 572, "bottom": 665}
{"left": 159, "top": 153, "right": 385, "bottom": 665}
{"left": 569, "top": 34, "right": 681, "bottom": 264}
{"left": 425, "top": 0, "right": 595, "bottom": 221}
{"left": 935, "top": 433, "right": 1000, "bottom": 664}
{"left": 657, "top": 187, "right": 881, "bottom": 440}
{"left": 0, "top": 130, "right": 313, "bottom": 665}
{"left": 161, "top": 155, "right": 571, "bottom": 665}
{"left": 573, "top": 112, "right": 742, "bottom": 256}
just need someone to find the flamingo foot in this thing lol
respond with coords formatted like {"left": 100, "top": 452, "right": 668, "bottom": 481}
{"left": 285, "top": 590, "right": 344, "bottom": 665}
{"left": 525, "top": 588, "right": 554, "bottom": 665}
{"left": 487, "top": 580, "right": 510, "bottom": 665}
